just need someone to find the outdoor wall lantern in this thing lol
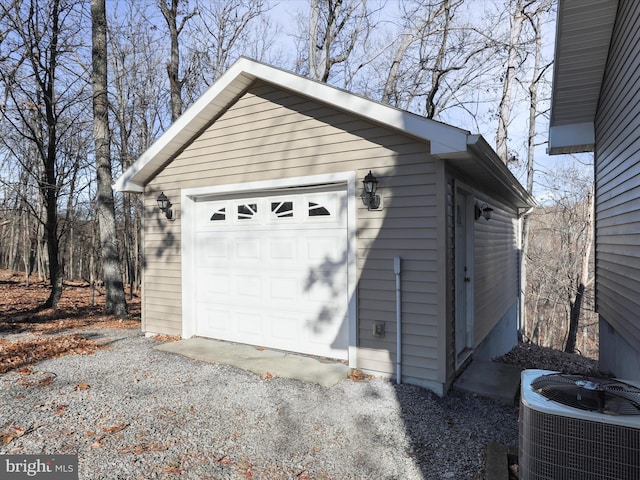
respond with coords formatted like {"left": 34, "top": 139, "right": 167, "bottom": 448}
{"left": 363, "top": 170, "right": 381, "bottom": 210}
{"left": 474, "top": 202, "right": 493, "bottom": 221}
{"left": 156, "top": 192, "right": 173, "bottom": 220}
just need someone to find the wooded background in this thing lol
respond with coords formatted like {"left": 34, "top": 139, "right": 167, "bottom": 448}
{"left": 0, "top": 0, "right": 596, "bottom": 356}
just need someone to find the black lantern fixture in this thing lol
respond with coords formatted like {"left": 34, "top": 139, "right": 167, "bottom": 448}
{"left": 156, "top": 192, "right": 173, "bottom": 220}
{"left": 474, "top": 202, "right": 493, "bottom": 221}
{"left": 363, "top": 170, "right": 380, "bottom": 210}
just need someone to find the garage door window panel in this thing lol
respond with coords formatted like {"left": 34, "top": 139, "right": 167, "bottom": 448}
{"left": 238, "top": 203, "right": 258, "bottom": 220}
{"left": 271, "top": 201, "right": 294, "bottom": 218}
{"left": 210, "top": 207, "right": 226, "bottom": 221}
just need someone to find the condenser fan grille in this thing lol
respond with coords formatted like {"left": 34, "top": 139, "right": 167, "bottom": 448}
{"left": 532, "top": 374, "right": 640, "bottom": 415}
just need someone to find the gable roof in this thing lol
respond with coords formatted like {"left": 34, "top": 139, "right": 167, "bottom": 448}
{"left": 114, "top": 57, "right": 533, "bottom": 208}
{"left": 548, "top": 0, "right": 618, "bottom": 155}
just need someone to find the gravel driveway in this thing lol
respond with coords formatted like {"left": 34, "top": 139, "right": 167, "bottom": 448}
{"left": 0, "top": 328, "right": 519, "bottom": 479}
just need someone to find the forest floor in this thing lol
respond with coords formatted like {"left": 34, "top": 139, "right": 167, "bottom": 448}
{"left": 0, "top": 269, "right": 141, "bottom": 374}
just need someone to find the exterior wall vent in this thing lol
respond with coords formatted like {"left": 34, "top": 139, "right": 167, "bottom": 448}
{"left": 520, "top": 369, "right": 640, "bottom": 480}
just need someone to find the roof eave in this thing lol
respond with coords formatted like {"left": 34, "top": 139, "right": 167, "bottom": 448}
{"left": 467, "top": 135, "right": 536, "bottom": 209}
{"left": 437, "top": 135, "right": 535, "bottom": 209}
{"left": 547, "top": 0, "right": 618, "bottom": 155}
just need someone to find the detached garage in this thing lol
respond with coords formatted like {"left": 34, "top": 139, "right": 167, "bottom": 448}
{"left": 115, "top": 57, "right": 534, "bottom": 395}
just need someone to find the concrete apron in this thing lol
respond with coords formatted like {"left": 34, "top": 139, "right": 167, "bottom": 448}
{"left": 155, "top": 337, "right": 352, "bottom": 388}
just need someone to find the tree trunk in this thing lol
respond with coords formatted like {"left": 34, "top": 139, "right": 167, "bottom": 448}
{"left": 496, "top": 0, "right": 525, "bottom": 163}
{"left": 308, "top": 0, "right": 320, "bottom": 80}
{"left": 160, "top": 0, "right": 184, "bottom": 122}
{"left": 521, "top": 7, "right": 545, "bottom": 339}
{"left": 425, "top": 0, "right": 451, "bottom": 119}
{"left": 91, "top": 0, "right": 127, "bottom": 317}
{"left": 42, "top": 0, "right": 64, "bottom": 308}
{"left": 565, "top": 187, "right": 594, "bottom": 353}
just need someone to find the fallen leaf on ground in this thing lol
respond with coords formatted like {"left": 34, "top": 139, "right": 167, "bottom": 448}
{"left": 0, "top": 425, "right": 35, "bottom": 445}
{"left": 0, "top": 334, "right": 104, "bottom": 374}
{"left": 347, "top": 369, "right": 372, "bottom": 381}
{"left": 152, "top": 334, "right": 180, "bottom": 343}
{"left": 260, "top": 372, "right": 275, "bottom": 380}
{"left": 101, "top": 423, "right": 129, "bottom": 434}
{"left": 75, "top": 382, "right": 91, "bottom": 391}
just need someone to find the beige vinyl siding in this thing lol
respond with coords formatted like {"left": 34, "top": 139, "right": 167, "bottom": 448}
{"left": 143, "top": 80, "right": 442, "bottom": 381}
{"left": 593, "top": 0, "right": 640, "bottom": 349}
{"left": 473, "top": 198, "right": 519, "bottom": 344}
{"left": 141, "top": 192, "right": 183, "bottom": 336}
{"left": 356, "top": 161, "right": 440, "bottom": 382}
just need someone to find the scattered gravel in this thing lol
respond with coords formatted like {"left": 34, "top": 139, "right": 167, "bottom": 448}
{"left": 0, "top": 329, "right": 519, "bottom": 479}
{"left": 495, "top": 342, "right": 601, "bottom": 376}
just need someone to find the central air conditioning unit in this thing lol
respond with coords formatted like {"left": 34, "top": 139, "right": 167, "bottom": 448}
{"left": 520, "top": 369, "right": 640, "bottom": 480}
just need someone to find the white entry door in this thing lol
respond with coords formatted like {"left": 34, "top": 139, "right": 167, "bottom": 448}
{"left": 192, "top": 185, "right": 349, "bottom": 360}
{"left": 455, "top": 188, "right": 474, "bottom": 365}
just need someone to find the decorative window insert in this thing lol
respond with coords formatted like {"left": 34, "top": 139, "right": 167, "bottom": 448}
{"left": 271, "top": 201, "right": 294, "bottom": 218}
{"left": 210, "top": 207, "right": 226, "bottom": 221}
{"left": 308, "top": 202, "right": 331, "bottom": 217}
{"left": 237, "top": 203, "right": 258, "bottom": 220}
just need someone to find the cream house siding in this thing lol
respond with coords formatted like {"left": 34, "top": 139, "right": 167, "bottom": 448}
{"left": 141, "top": 191, "right": 183, "bottom": 335}
{"left": 594, "top": 0, "right": 640, "bottom": 353}
{"left": 142, "top": 80, "right": 442, "bottom": 382}
{"left": 473, "top": 198, "right": 519, "bottom": 344}
{"left": 356, "top": 161, "right": 441, "bottom": 384}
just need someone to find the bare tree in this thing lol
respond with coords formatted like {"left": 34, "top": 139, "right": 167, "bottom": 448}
{"left": 0, "top": 0, "right": 90, "bottom": 307}
{"left": 159, "top": 0, "right": 197, "bottom": 122}
{"left": 107, "top": 1, "right": 169, "bottom": 296}
{"left": 91, "top": 0, "right": 128, "bottom": 316}
{"left": 565, "top": 185, "right": 594, "bottom": 353}
{"left": 495, "top": 0, "right": 527, "bottom": 163}
{"left": 525, "top": 163, "right": 596, "bottom": 354}
{"left": 297, "top": 0, "right": 374, "bottom": 84}
{"left": 378, "top": 0, "right": 498, "bottom": 124}
{"left": 519, "top": 0, "right": 553, "bottom": 339}
{"left": 381, "top": 1, "right": 450, "bottom": 106}
{"left": 182, "top": 0, "right": 271, "bottom": 104}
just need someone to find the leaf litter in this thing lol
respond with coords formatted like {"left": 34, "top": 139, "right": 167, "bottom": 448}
{"left": 0, "top": 269, "right": 141, "bottom": 374}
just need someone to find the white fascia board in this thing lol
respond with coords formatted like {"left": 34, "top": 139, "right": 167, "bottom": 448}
{"left": 112, "top": 179, "right": 144, "bottom": 193}
{"left": 548, "top": 122, "right": 595, "bottom": 155}
{"left": 114, "top": 60, "right": 255, "bottom": 193}
{"left": 466, "top": 134, "right": 535, "bottom": 208}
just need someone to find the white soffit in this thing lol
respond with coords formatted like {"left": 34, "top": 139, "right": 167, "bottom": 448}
{"left": 113, "top": 57, "right": 470, "bottom": 192}
{"left": 548, "top": 0, "right": 618, "bottom": 155}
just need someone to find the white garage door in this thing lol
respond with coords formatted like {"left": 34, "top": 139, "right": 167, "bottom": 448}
{"left": 192, "top": 184, "right": 349, "bottom": 360}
